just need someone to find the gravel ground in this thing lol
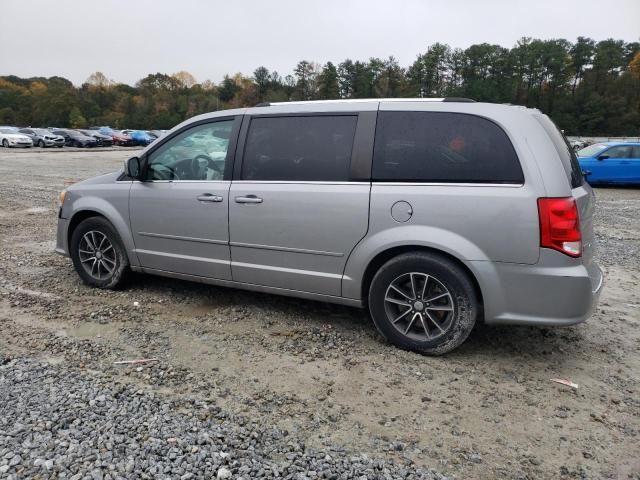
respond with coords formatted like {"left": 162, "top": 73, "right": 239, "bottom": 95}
{"left": 0, "top": 358, "right": 443, "bottom": 479}
{"left": 0, "top": 149, "right": 639, "bottom": 479}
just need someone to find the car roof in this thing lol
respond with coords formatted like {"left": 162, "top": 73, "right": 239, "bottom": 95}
{"left": 600, "top": 141, "right": 640, "bottom": 147}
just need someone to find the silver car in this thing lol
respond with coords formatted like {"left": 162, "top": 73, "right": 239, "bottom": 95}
{"left": 55, "top": 99, "right": 604, "bottom": 354}
{"left": 18, "top": 128, "right": 65, "bottom": 148}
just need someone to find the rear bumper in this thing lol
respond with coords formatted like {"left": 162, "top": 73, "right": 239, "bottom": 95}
{"left": 469, "top": 250, "right": 604, "bottom": 326}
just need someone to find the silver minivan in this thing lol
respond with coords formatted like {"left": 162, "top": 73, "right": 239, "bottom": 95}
{"left": 56, "top": 99, "right": 604, "bottom": 354}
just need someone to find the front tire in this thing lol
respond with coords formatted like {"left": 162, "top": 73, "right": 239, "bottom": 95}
{"left": 368, "top": 252, "right": 478, "bottom": 355}
{"left": 38, "top": 140, "right": 45, "bottom": 147}
{"left": 2, "top": 139, "right": 8, "bottom": 148}
{"left": 70, "top": 217, "right": 129, "bottom": 289}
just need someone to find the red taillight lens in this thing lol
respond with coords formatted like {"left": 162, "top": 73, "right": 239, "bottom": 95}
{"left": 537, "top": 197, "right": 582, "bottom": 257}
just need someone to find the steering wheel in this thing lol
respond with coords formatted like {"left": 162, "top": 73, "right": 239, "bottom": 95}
{"left": 191, "top": 154, "right": 223, "bottom": 179}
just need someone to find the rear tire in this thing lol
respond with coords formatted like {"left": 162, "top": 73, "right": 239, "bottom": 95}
{"left": 368, "top": 252, "right": 478, "bottom": 355}
{"left": 70, "top": 217, "right": 129, "bottom": 289}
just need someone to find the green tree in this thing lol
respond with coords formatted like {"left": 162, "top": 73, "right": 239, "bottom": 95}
{"left": 68, "top": 107, "right": 86, "bottom": 128}
{"left": 317, "top": 62, "right": 340, "bottom": 99}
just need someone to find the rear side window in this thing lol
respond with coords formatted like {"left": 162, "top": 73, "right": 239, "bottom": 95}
{"left": 533, "top": 114, "right": 584, "bottom": 188}
{"left": 373, "top": 112, "right": 524, "bottom": 183}
{"left": 242, "top": 116, "right": 357, "bottom": 181}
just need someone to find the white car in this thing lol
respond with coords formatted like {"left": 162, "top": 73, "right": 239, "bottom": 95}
{"left": 0, "top": 127, "right": 33, "bottom": 148}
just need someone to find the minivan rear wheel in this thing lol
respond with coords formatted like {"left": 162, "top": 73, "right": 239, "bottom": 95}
{"left": 70, "top": 217, "right": 129, "bottom": 289}
{"left": 368, "top": 252, "right": 478, "bottom": 355}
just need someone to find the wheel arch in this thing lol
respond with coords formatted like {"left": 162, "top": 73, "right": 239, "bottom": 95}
{"left": 67, "top": 205, "right": 138, "bottom": 266}
{"left": 358, "top": 245, "right": 484, "bottom": 313}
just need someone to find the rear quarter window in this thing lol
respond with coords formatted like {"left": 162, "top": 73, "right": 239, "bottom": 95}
{"left": 373, "top": 111, "right": 524, "bottom": 183}
{"left": 533, "top": 114, "right": 584, "bottom": 189}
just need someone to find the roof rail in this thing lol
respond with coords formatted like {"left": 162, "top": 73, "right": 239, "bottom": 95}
{"left": 442, "top": 97, "right": 476, "bottom": 102}
{"left": 253, "top": 98, "right": 476, "bottom": 107}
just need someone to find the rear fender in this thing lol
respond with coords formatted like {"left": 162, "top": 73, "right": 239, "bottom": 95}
{"left": 342, "top": 225, "right": 490, "bottom": 299}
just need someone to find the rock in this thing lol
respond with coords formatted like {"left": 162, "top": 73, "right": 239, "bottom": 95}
{"left": 217, "top": 467, "right": 232, "bottom": 479}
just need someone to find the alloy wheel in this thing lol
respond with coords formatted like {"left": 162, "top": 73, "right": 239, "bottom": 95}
{"left": 78, "top": 230, "right": 117, "bottom": 280}
{"left": 383, "top": 272, "right": 455, "bottom": 341}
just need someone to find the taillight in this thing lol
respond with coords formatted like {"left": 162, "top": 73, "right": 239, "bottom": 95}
{"left": 537, "top": 197, "right": 582, "bottom": 257}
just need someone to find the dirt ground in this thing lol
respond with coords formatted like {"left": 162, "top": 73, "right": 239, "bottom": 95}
{"left": 0, "top": 148, "right": 638, "bottom": 479}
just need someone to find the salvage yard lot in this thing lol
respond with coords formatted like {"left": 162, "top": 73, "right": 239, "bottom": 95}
{"left": 0, "top": 149, "right": 639, "bottom": 479}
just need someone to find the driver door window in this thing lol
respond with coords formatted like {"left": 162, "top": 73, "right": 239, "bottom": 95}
{"left": 145, "top": 120, "right": 234, "bottom": 181}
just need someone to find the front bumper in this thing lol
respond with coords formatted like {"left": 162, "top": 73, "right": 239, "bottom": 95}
{"left": 8, "top": 140, "right": 32, "bottom": 148}
{"left": 55, "top": 216, "right": 69, "bottom": 256}
{"left": 469, "top": 250, "right": 604, "bottom": 326}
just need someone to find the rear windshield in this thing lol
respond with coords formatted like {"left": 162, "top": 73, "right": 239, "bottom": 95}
{"left": 533, "top": 114, "right": 584, "bottom": 189}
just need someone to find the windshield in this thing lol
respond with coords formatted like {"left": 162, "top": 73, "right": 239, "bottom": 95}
{"left": 577, "top": 144, "right": 608, "bottom": 157}
{"left": 0, "top": 128, "right": 16, "bottom": 134}
{"left": 34, "top": 129, "right": 52, "bottom": 135}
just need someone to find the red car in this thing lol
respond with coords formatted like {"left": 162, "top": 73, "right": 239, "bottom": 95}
{"left": 111, "top": 130, "right": 134, "bottom": 146}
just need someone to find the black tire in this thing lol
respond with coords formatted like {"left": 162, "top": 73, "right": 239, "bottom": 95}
{"left": 368, "top": 252, "right": 478, "bottom": 355}
{"left": 38, "top": 140, "right": 45, "bottom": 148}
{"left": 2, "top": 139, "right": 8, "bottom": 148}
{"left": 70, "top": 217, "right": 129, "bottom": 289}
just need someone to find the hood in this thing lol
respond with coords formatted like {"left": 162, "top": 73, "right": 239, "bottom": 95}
{"left": 5, "top": 134, "right": 31, "bottom": 141}
{"left": 68, "top": 171, "right": 122, "bottom": 189}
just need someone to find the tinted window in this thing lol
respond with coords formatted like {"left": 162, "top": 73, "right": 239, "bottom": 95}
{"left": 242, "top": 116, "right": 357, "bottom": 181}
{"left": 145, "top": 120, "right": 234, "bottom": 181}
{"left": 632, "top": 147, "right": 640, "bottom": 158}
{"left": 373, "top": 112, "right": 524, "bottom": 183}
{"left": 533, "top": 114, "right": 583, "bottom": 188}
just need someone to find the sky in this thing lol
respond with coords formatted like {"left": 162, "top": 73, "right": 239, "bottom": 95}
{"left": 1, "top": 0, "right": 639, "bottom": 86}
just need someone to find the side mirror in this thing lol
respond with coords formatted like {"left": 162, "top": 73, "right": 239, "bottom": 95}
{"left": 597, "top": 155, "right": 609, "bottom": 161}
{"left": 125, "top": 156, "right": 142, "bottom": 179}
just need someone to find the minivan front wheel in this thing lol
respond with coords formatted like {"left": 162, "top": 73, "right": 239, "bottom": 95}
{"left": 70, "top": 217, "right": 129, "bottom": 289}
{"left": 368, "top": 252, "right": 478, "bottom": 355}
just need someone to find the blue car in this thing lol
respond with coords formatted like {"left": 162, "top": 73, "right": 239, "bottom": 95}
{"left": 122, "top": 129, "right": 155, "bottom": 146}
{"left": 576, "top": 142, "right": 640, "bottom": 185}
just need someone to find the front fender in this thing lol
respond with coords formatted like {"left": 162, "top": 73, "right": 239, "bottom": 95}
{"left": 341, "top": 225, "right": 490, "bottom": 300}
{"left": 67, "top": 186, "right": 139, "bottom": 266}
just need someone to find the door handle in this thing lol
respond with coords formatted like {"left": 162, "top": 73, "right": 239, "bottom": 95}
{"left": 196, "top": 194, "right": 223, "bottom": 203}
{"left": 235, "top": 195, "right": 263, "bottom": 204}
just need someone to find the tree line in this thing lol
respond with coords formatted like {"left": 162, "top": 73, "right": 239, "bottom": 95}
{"left": 1, "top": 37, "right": 639, "bottom": 135}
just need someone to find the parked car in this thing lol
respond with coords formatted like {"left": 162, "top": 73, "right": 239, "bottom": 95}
{"left": 55, "top": 99, "right": 603, "bottom": 355}
{"left": 51, "top": 129, "right": 98, "bottom": 148}
{"left": 122, "top": 129, "right": 155, "bottom": 146}
{"left": 18, "top": 128, "right": 65, "bottom": 148}
{"left": 149, "top": 130, "right": 169, "bottom": 138}
{"left": 0, "top": 127, "right": 33, "bottom": 148}
{"left": 112, "top": 130, "right": 134, "bottom": 147}
{"left": 570, "top": 139, "right": 590, "bottom": 151}
{"left": 576, "top": 142, "right": 640, "bottom": 185}
{"left": 78, "top": 129, "right": 113, "bottom": 146}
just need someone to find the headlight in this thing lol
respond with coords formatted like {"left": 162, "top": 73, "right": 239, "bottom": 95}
{"left": 59, "top": 190, "right": 67, "bottom": 205}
